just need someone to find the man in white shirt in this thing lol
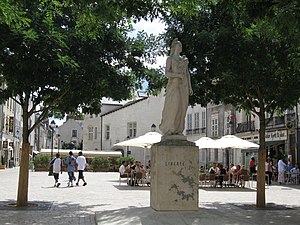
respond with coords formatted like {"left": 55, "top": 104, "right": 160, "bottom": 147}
{"left": 52, "top": 153, "right": 62, "bottom": 187}
{"left": 278, "top": 158, "right": 286, "bottom": 184}
{"left": 119, "top": 161, "right": 126, "bottom": 176}
{"left": 76, "top": 151, "right": 87, "bottom": 186}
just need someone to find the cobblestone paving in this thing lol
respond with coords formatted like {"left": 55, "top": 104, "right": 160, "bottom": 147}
{"left": 1, "top": 168, "right": 300, "bottom": 225}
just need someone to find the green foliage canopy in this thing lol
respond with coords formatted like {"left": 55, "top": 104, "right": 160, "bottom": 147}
{"left": 160, "top": 0, "right": 300, "bottom": 208}
{"left": 0, "top": 0, "right": 164, "bottom": 131}
{"left": 0, "top": 0, "right": 164, "bottom": 207}
{"left": 161, "top": 0, "right": 300, "bottom": 115}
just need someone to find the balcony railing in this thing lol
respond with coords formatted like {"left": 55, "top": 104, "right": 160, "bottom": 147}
{"left": 236, "top": 121, "right": 255, "bottom": 133}
{"left": 266, "top": 114, "right": 294, "bottom": 128}
{"left": 186, "top": 128, "right": 206, "bottom": 135}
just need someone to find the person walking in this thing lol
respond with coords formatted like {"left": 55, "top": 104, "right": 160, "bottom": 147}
{"left": 52, "top": 153, "right": 62, "bottom": 187}
{"left": 249, "top": 157, "right": 256, "bottom": 175}
{"left": 76, "top": 151, "right": 87, "bottom": 186}
{"left": 265, "top": 158, "right": 273, "bottom": 185}
{"left": 65, "top": 151, "right": 77, "bottom": 187}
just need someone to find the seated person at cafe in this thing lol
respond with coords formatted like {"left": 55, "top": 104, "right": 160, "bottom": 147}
{"left": 232, "top": 164, "right": 241, "bottom": 185}
{"left": 127, "top": 161, "right": 143, "bottom": 186}
{"left": 119, "top": 161, "right": 127, "bottom": 178}
{"left": 127, "top": 161, "right": 135, "bottom": 186}
{"left": 290, "top": 163, "right": 299, "bottom": 183}
{"left": 217, "top": 164, "right": 227, "bottom": 188}
{"left": 134, "top": 161, "right": 141, "bottom": 172}
{"left": 126, "top": 161, "right": 135, "bottom": 173}
{"left": 208, "top": 163, "right": 219, "bottom": 174}
{"left": 228, "top": 163, "right": 236, "bottom": 185}
{"left": 235, "top": 165, "right": 249, "bottom": 187}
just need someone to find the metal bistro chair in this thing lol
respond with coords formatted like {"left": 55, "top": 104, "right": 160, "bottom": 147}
{"left": 222, "top": 174, "right": 230, "bottom": 187}
{"left": 135, "top": 172, "right": 145, "bottom": 186}
{"left": 206, "top": 173, "right": 216, "bottom": 187}
{"left": 119, "top": 172, "right": 129, "bottom": 186}
{"left": 240, "top": 174, "right": 250, "bottom": 188}
{"left": 199, "top": 173, "right": 207, "bottom": 187}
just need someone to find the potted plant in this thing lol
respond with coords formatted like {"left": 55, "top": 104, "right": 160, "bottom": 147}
{"left": 91, "top": 157, "right": 111, "bottom": 172}
{"left": 33, "top": 154, "right": 51, "bottom": 171}
{"left": 0, "top": 155, "right": 5, "bottom": 169}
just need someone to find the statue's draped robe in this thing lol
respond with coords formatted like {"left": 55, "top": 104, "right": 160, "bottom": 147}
{"left": 159, "top": 56, "right": 190, "bottom": 135}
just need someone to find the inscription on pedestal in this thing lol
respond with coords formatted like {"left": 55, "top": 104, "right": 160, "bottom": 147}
{"left": 150, "top": 140, "right": 199, "bottom": 211}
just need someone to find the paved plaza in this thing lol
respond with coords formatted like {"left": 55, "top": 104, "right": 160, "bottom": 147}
{"left": 0, "top": 168, "right": 300, "bottom": 225}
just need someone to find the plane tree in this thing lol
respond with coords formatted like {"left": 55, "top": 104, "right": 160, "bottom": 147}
{"left": 0, "top": 0, "right": 163, "bottom": 207}
{"left": 160, "top": 0, "right": 300, "bottom": 207}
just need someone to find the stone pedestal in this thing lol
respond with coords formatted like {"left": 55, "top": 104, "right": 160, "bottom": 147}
{"left": 150, "top": 138, "right": 199, "bottom": 211}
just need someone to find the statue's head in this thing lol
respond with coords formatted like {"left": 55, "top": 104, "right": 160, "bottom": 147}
{"left": 170, "top": 38, "right": 182, "bottom": 55}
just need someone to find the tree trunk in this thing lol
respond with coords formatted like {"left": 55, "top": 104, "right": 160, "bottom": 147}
{"left": 16, "top": 142, "right": 30, "bottom": 207}
{"left": 256, "top": 113, "right": 266, "bottom": 208}
{"left": 16, "top": 98, "right": 30, "bottom": 207}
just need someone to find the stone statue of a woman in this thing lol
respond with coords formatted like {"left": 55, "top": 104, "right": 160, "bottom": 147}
{"left": 159, "top": 38, "right": 193, "bottom": 137}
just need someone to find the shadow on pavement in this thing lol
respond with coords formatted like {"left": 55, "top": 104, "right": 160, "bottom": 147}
{"left": 0, "top": 200, "right": 53, "bottom": 211}
{"left": 199, "top": 187, "right": 255, "bottom": 192}
{"left": 95, "top": 203, "right": 300, "bottom": 225}
{"left": 0, "top": 200, "right": 103, "bottom": 225}
{"left": 113, "top": 185, "right": 150, "bottom": 191}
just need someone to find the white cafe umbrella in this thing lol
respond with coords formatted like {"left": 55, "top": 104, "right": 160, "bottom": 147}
{"left": 194, "top": 137, "right": 220, "bottom": 149}
{"left": 215, "top": 135, "right": 259, "bottom": 149}
{"left": 114, "top": 132, "right": 162, "bottom": 163}
{"left": 114, "top": 132, "right": 162, "bottom": 148}
{"left": 194, "top": 136, "right": 220, "bottom": 169}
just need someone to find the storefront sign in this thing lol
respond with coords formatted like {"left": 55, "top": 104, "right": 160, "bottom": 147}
{"left": 265, "top": 130, "right": 287, "bottom": 142}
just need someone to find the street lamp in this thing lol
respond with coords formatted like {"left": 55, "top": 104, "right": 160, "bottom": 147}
{"left": 48, "top": 120, "right": 56, "bottom": 176}
{"left": 50, "top": 120, "right": 56, "bottom": 160}
{"left": 126, "top": 136, "right": 130, "bottom": 157}
{"left": 151, "top": 124, "right": 156, "bottom": 132}
{"left": 57, "top": 134, "right": 61, "bottom": 154}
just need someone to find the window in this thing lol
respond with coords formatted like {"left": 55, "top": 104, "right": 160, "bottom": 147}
{"left": 187, "top": 114, "right": 192, "bottom": 130}
{"left": 88, "top": 126, "right": 93, "bottom": 140}
{"left": 194, "top": 112, "right": 200, "bottom": 129}
{"left": 211, "top": 115, "right": 218, "bottom": 137}
{"left": 72, "top": 129, "right": 78, "bottom": 137}
{"left": 105, "top": 125, "right": 110, "bottom": 140}
{"left": 94, "top": 127, "right": 98, "bottom": 140}
{"left": 214, "top": 149, "right": 218, "bottom": 162}
{"left": 202, "top": 111, "right": 206, "bottom": 128}
{"left": 201, "top": 150, "right": 205, "bottom": 162}
{"left": 127, "top": 122, "right": 137, "bottom": 138}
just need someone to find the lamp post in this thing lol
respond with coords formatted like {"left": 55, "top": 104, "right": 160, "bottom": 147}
{"left": 57, "top": 134, "right": 61, "bottom": 154}
{"left": 151, "top": 124, "right": 156, "bottom": 132}
{"left": 50, "top": 120, "right": 56, "bottom": 160}
{"left": 126, "top": 136, "right": 130, "bottom": 157}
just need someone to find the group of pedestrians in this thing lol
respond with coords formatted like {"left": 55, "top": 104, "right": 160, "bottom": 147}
{"left": 50, "top": 151, "right": 87, "bottom": 187}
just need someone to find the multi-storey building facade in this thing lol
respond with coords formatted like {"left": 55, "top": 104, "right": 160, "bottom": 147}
{"left": 0, "top": 98, "right": 22, "bottom": 167}
{"left": 83, "top": 102, "right": 124, "bottom": 150}
{"left": 82, "top": 92, "right": 300, "bottom": 168}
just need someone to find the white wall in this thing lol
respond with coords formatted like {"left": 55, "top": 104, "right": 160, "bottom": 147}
{"left": 102, "top": 94, "right": 165, "bottom": 163}
{"left": 58, "top": 119, "right": 83, "bottom": 148}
